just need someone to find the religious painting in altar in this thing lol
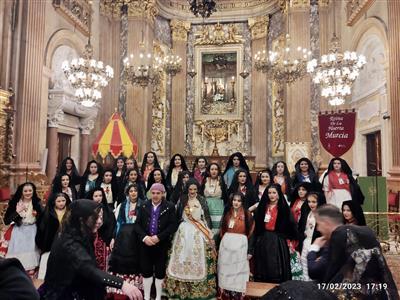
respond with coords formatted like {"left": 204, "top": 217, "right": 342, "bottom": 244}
{"left": 194, "top": 44, "right": 244, "bottom": 120}
{"left": 190, "top": 24, "right": 247, "bottom": 156}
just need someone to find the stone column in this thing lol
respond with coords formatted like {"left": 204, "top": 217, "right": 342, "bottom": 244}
{"left": 170, "top": 20, "right": 190, "bottom": 155}
{"left": 46, "top": 127, "right": 58, "bottom": 181}
{"left": 317, "top": 0, "right": 332, "bottom": 171}
{"left": 248, "top": 16, "right": 269, "bottom": 169}
{"left": 285, "top": 1, "right": 312, "bottom": 160}
{"left": 125, "top": 2, "right": 157, "bottom": 159}
{"left": 46, "top": 93, "right": 64, "bottom": 180}
{"left": 387, "top": 0, "right": 400, "bottom": 192}
{"left": 79, "top": 117, "right": 95, "bottom": 173}
{"left": 14, "top": 0, "right": 46, "bottom": 174}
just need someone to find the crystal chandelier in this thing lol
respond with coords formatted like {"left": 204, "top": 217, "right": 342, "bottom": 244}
{"left": 306, "top": 2, "right": 366, "bottom": 106}
{"left": 62, "top": 7, "right": 113, "bottom": 107}
{"left": 307, "top": 36, "right": 366, "bottom": 106}
{"left": 253, "top": 5, "right": 311, "bottom": 84}
{"left": 188, "top": 0, "right": 216, "bottom": 18}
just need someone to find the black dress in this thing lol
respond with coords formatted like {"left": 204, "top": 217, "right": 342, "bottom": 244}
{"left": 35, "top": 208, "right": 65, "bottom": 254}
{"left": 109, "top": 198, "right": 144, "bottom": 275}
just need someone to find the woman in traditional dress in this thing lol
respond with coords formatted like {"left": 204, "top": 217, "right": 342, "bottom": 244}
{"left": 35, "top": 192, "right": 71, "bottom": 280}
{"left": 114, "top": 156, "right": 127, "bottom": 204}
{"left": 88, "top": 188, "right": 116, "bottom": 271}
{"left": 341, "top": 200, "right": 366, "bottom": 225}
{"left": 254, "top": 184, "right": 298, "bottom": 283}
{"left": 126, "top": 158, "right": 140, "bottom": 173}
{"left": 79, "top": 160, "right": 103, "bottom": 198}
{"left": 250, "top": 169, "right": 272, "bottom": 213}
{"left": 165, "top": 179, "right": 217, "bottom": 300}
{"left": 41, "top": 199, "right": 142, "bottom": 300}
{"left": 108, "top": 183, "right": 145, "bottom": 299}
{"left": 51, "top": 173, "right": 77, "bottom": 201}
{"left": 58, "top": 156, "right": 81, "bottom": 187}
{"left": 200, "top": 163, "right": 228, "bottom": 238}
{"left": 298, "top": 191, "right": 325, "bottom": 281}
{"left": 322, "top": 157, "right": 364, "bottom": 208}
{"left": 122, "top": 168, "right": 146, "bottom": 202}
{"left": 101, "top": 169, "right": 118, "bottom": 210}
{"left": 166, "top": 153, "right": 189, "bottom": 189}
{"left": 140, "top": 151, "right": 161, "bottom": 187}
{"left": 4, "top": 182, "right": 42, "bottom": 276}
{"left": 291, "top": 157, "right": 322, "bottom": 192}
{"left": 192, "top": 156, "right": 208, "bottom": 185}
{"left": 271, "top": 161, "right": 292, "bottom": 203}
{"left": 218, "top": 193, "right": 254, "bottom": 300}
{"left": 222, "top": 152, "right": 249, "bottom": 189}
{"left": 227, "top": 169, "right": 257, "bottom": 210}
{"left": 287, "top": 182, "right": 313, "bottom": 280}
{"left": 145, "top": 168, "right": 171, "bottom": 200}
{"left": 170, "top": 171, "right": 191, "bottom": 204}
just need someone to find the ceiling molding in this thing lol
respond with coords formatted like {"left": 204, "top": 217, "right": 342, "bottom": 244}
{"left": 156, "top": 0, "right": 280, "bottom": 23}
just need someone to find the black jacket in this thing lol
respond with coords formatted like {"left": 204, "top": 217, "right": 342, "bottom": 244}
{"left": 0, "top": 258, "right": 39, "bottom": 300}
{"left": 307, "top": 245, "right": 329, "bottom": 282}
{"left": 135, "top": 200, "right": 177, "bottom": 243}
{"left": 35, "top": 209, "right": 65, "bottom": 253}
{"left": 42, "top": 231, "right": 123, "bottom": 300}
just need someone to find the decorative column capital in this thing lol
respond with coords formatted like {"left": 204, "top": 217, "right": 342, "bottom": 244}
{"left": 248, "top": 15, "right": 269, "bottom": 40}
{"left": 170, "top": 19, "right": 191, "bottom": 42}
{"left": 80, "top": 117, "right": 95, "bottom": 134}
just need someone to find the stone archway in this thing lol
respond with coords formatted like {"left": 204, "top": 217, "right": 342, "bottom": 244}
{"left": 350, "top": 18, "right": 390, "bottom": 177}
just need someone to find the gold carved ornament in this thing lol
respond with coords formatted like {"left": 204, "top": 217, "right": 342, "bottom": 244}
{"left": 195, "top": 119, "right": 242, "bottom": 156}
{"left": 346, "top": 0, "right": 375, "bottom": 26}
{"left": 170, "top": 20, "right": 191, "bottom": 42}
{"left": 0, "top": 89, "right": 14, "bottom": 188}
{"left": 100, "top": 0, "right": 158, "bottom": 21}
{"left": 248, "top": 15, "right": 269, "bottom": 40}
{"left": 194, "top": 23, "right": 244, "bottom": 46}
{"left": 53, "top": 0, "right": 91, "bottom": 36}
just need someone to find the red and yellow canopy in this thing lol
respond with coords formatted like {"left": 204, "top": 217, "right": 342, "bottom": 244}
{"left": 92, "top": 112, "right": 138, "bottom": 159}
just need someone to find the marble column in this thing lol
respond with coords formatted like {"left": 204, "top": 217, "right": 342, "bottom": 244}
{"left": 248, "top": 16, "right": 269, "bottom": 169}
{"left": 14, "top": 0, "right": 46, "bottom": 174}
{"left": 285, "top": 1, "right": 312, "bottom": 155}
{"left": 125, "top": 13, "right": 155, "bottom": 159}
{"left": 387, "top": 0, "right": 400, "bottom": 191}
{"left": 170, "top": 20, "right": 190, "bottom": 155}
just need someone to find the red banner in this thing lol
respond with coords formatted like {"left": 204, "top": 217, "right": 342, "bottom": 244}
{"left": 318, "top": 110, "right": 356, "bottom": 157}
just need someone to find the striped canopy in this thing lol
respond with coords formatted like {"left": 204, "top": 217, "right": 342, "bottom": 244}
{"left": 92, "top": 112, "right": 138, "bottom": 159}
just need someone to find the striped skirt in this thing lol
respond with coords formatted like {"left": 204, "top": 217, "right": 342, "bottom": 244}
{"left": 205, "top": 197, "right": 225, "bottom": 238}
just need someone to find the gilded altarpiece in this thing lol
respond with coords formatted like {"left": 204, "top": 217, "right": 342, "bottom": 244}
{"left": 189, "top": 23, "right": 250, "bottom": 156}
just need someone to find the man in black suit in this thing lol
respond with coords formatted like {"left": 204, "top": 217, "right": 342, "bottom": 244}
{"left": 136, "top": 183, "right": 177, "bottom": 300}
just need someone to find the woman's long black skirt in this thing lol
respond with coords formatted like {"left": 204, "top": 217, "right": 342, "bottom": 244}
{"left": 254, "top": 230, "right": 291, "bottom": 283}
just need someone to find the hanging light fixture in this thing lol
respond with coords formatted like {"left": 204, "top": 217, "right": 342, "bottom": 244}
{"left": 62, "top": 2, "right": 113, "bottom": 107}
{"left": 123, "top": 29, "right": 161, "bottom": 88}
{"left": 307, "top": 2, "right": 366, "bottom": 106}
{"left": 253, "top": 4, "right": 312, "bottom": 84}
{"left": 188, "top": 0, "right": 217, "bottom": 19}
{"left": 158, "top": 53, "right": 183, "bottom": 77}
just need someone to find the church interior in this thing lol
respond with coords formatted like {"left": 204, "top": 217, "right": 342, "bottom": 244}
{"left": 0, "top": 0, "right": 400, "bottom": 298}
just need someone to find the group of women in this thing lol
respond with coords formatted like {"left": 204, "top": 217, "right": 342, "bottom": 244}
{"left": 1, "top": 151, "right": 367, "bottom": 300}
